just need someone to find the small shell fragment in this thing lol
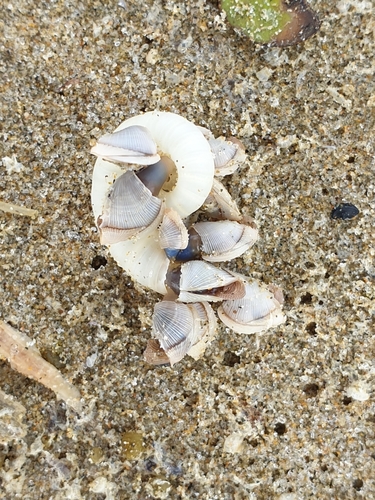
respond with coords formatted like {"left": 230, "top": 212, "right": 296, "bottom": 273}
{"left": 223, "top": 431, "right": 246, "bottom": 454}
{"left": 91, "top": 125, "right": 160, "bottom": 166}
{"left": 346, "top": 381, "right": 370, "bottom": 402}
{"left": 218, "top": 281, "right": 286, "bottom": 334}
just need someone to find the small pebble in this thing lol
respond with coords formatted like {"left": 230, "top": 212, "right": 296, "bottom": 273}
{"left": 91, "top": 255, "right": 107, "bottom": 269}
{"left": 331, "top": 203, "right": 359, "bottom": 220}
{"left": 121, "top": 432, "right": 145, "bottom": 460}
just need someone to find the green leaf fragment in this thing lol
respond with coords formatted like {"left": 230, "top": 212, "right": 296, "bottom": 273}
{"left": 221, "top": 0, "right": 292, "bottom": 43}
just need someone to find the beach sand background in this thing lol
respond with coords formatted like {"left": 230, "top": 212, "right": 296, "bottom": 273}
{"left": 1, "top": 0, "right": 374, "bottom": 498}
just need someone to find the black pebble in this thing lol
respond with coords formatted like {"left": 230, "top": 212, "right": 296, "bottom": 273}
{"left": 222, "top": 351, "right": 241, "bottom": 367}
{"left": 331, "top": 203, "right": 359, "bottom": 220}
{"left": 274, "top": 422, "right": 287, "bottom": 435}
{"left": 91, "top": 255, "right": 107, "bottom": 269}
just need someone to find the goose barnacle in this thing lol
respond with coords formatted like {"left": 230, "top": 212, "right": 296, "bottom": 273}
{"left": 218, "top": 280, "right": 286, "bottom": 335}
{"left": 198, "top": 127, "right": 247, "bottom": 177}
{"left": 192, "top": 220, "right": 258, "bottom": 262}
{"left": 164, "top": 220, "right": 259, "bottom": 263}
{"left": 149, "top": 300, "right": 217, "bottom": 366}
{"left": 91, "top": 124, "right": 160, "bottom": 166}
{"left": 159, "top": 208, "right": 189, "bottom": 251}
{"left": 97, "top": 169, "right": 165, "bottom": 245}
{"left": 208, "top": 137, "right": 247, "bottom": 177}
{"left": 166, "top": 260, "right": 246, "bottom": 303}
{"left": 203, "top": 178, "right": 243, "bottom": 222}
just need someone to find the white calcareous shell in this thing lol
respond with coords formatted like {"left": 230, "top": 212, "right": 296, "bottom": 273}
{"left": 151, "top": 300, "right": 216, "bottom": 366}
{"left": 91, "top": 125, "right": 160, "bottom": 166}
{"left": 218, "top": 281, "right": 286, "bottom": 335}
{"left": 91, "top": 111, "right": 215, "bottom": 293}
{"left": 109, "top": 235, "right": 170, "bottom": 295}
{"left": 98, "top": 170, "right": 165, "bottom": 244}
{"left": 193, "top": 220, "right": 259, "bottom": 262}
{"left": 92, "top": 134, "right": 170, "bottom": 294}
{"left": 175, "top": 260, "right": 246, "bottom": 303}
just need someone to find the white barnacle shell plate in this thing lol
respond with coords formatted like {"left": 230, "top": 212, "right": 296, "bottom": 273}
{"left": 91, "top": 111, "right": 215, "bottom": 294}
{"left": 159, "top": 207, "right": 189, "bottom": 250}
{"left": 98, "top": 170, "right": 165, "bottom": 245}
{"left": 193, "top": 220, "right": 259, "bottom": 262}
{"left": 203, "top": 179, "right": 242, "bottom": 222}
{"left": 91, "top": 125, "right": 160, "bottom": 165}
{"left": 177, "top": 260, "right": 246, "bottom": 303}
{"left": 209, "top": 136, "right": 247, "bottom": 177}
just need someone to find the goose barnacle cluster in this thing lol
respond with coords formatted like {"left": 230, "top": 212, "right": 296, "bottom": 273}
{"left": 91, "top": 111, "right": 285, "bottom": 366}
